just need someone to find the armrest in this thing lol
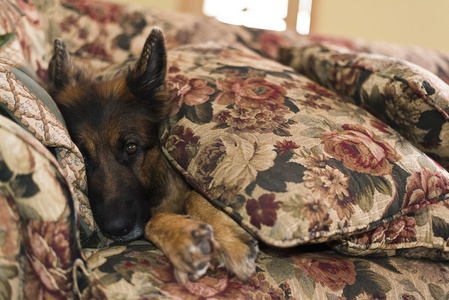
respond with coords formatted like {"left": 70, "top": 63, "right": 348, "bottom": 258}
{"left": 0, "top": 115, "right": 83, "bottom": 299}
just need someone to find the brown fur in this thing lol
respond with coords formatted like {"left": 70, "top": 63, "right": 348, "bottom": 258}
{"left": 47, "top": 28, "right": 258, "bottom": 283}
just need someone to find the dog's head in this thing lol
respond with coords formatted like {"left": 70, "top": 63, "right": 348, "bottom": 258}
{"left": 47, "top": 29, "right": 173, "bottom": 242}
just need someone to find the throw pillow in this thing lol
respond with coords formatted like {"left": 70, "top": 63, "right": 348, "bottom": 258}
{"left": 160, "top": 43, "right": 449, "bottom": 248}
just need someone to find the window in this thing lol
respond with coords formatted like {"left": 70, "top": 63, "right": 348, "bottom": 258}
{"left": 297, "top": 0, "right": 312, "bottom": 34}
{"left": 203, "top": 0, "right": 312, "bottom": 34}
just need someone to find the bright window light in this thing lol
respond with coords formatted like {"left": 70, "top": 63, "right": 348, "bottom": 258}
{"left": 203, "top": 0, "right": 288, "bottom": 31}
{"left": 297, "top": 0, "right": 312, "bottom": 34}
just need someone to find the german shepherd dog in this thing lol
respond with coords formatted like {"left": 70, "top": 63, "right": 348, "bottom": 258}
{"left": 46, "top": 28, "right": 258, "bottom": 283}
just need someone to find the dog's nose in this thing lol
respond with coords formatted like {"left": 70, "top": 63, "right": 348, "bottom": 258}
{"left": 102, "top": 217, "right": 133, "bottom": 238}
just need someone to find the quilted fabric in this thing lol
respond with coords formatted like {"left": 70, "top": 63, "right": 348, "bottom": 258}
{"left": 159, "top": 43, "right": 449, "bottom": 248}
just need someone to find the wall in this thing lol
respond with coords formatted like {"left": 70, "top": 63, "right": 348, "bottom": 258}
{"left": 311, "top": 0, "right": 449, "bottom": 51}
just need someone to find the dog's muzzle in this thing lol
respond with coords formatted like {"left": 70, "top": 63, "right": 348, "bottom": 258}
{"left": 100, "top": 216, "right": 146, "bottom": 242}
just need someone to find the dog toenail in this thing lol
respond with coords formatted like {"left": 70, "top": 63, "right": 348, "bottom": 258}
{"left": 199, "top": 240, "right": 212, "bottom": 254}
{"left": 202, "top": 225, "right": 212, "bottom": 237}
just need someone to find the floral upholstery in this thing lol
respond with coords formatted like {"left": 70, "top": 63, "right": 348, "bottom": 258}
{"left": 0, "top": 58, "right": 99, "bottom": 246}
{"left": 0, "top": 114, "right": 83, "bottom": 299}
{"left": 1, "top": 0, "right": 449, "bottom": 299}
{"left": 82, "top": 240, "right": 449, "bottom": 299}
{"left": 303, "top": 34, "right": 449, "bottom": 86}
{"left": 160, "top": 43, "right": 449, "bottom": 251}
{"left": 279, "top": 43, "right": 449, "bottom": 169}
{"left": 332, "top": 199, "right": 449, "bottom": 259}
{"left": 0, "top": 0, "right": 48, "bottom": 78}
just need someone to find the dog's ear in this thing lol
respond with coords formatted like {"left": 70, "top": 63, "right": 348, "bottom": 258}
{"left": 48, "top": 38, "right": 81, "bottom": 91}
{"left": 127, "top": 28, "right": 170, "bottom": 122}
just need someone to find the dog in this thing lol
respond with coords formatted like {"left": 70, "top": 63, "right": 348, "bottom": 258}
{"left": 45, "top": 28, "right": 258, "bottom": 284}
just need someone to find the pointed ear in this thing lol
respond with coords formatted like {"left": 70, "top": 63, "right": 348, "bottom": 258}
{"left": 127, "top": 28, "right": 170, "bottom": 122}
{"left": 48, "top": 38, "right": 81, "bottom": 92}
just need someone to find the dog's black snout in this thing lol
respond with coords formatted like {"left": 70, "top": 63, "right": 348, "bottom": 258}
{"left": 102, "top": 217, "right": 134, "bottom": 238}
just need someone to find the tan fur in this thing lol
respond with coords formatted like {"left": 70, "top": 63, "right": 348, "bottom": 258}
{"left": 145, "top": 212, "right": 220, "bottom": 283}
{"left": 184, "top": 192, "right": 258, "bottom": 280}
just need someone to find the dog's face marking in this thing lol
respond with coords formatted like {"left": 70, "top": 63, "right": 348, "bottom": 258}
{"left": 47, "top": 29, "right": 174, "bottom": 242}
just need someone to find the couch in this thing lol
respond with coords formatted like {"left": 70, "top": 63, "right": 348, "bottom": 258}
{"left": 1, "top": 0, "right": 449, "bottom": 299}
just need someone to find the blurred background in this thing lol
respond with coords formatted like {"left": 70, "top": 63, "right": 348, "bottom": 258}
{"left": 109, "top": 0, "right": 449, "bottom": 52}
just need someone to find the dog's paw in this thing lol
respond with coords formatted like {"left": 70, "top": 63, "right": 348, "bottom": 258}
{"left": 167, "top": 217, "right": 220, "bottom": 284}
{"left": 183, "top": 192, "right": 259, "bottom": 281}
{"left": 217, "top": 226, "right": 259, "bottom": 281}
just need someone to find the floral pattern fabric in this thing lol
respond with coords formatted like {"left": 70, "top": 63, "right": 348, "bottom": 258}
{"left": 0, "top": 115, "right": 83, "bottom": 299}
{"left": 332, "top": 199, "right": 449, "bottom": 260}
{"left": 0, "top": 62, "right": 106, "bottom": 248}
{"left": 0, "top": 0, "right": 49, "bottom": 80}
{"left": 32, "top": 0, "right": 449, "bottom": 87}
{"left": 81, "top": 240, "right": 449, "bottom": 299}
{"left": 159, "top": 43, "right": 449, "bottom": 251}
{"left": 2, "top": 0, "right": 449, "bottom": 298}
{"left": 279, "top": 43, "right": 449, "bottom": 169}
{"left": 30, "top": 0, "right": 449, "bottom": 248}
{"left": 304, "top": 33, "right": 449, "bottom": 86}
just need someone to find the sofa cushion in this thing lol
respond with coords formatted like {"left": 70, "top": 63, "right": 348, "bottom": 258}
{"left": 35, "top": 0, "right": 303, "bottom": 74}
{"left": 297, "top": 34, "right": 449, "bottom": 86}
{"left": 80, "top": 240, "right": 449, "bottom": 299}
{"left": 0, "top": 0, "right": 48, "bottom": 80}
{"left": 160, "top": 43, "right": 449, "bottom": 248}
{"left": 0, "top": 61, "right": 108, "bottom": 248}
{"left": 332, "top": 199, "right": 449, "bottom": 259}
{"left": 0, "top": 114, "right": 82, "bottom": 299}
{"left": 279, "top": 44, "right": 449, "bottom": 170}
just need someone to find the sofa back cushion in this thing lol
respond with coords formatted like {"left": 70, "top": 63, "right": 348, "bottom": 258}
{"left": 0, "top": 0, "right": 48, "bottom": 80}
{"left": 279, "top": 44, "right": 449, "bottom": 170}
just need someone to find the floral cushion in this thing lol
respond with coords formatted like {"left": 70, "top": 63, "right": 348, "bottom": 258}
{"left": 279, "top": 44, "right": 449, "bottom": 169}
{"left": 0, "top": 114, "right": 82, "bottom": 299}
{"left": 160, "top": 43, "right": 449, "bottom": 249}
{"left": 35, "top": 0, "right": 303, "bottom": 74}
{"left": 332, "top": 199, "right": 449, "bottom": 259}
{"left": 79, "top": 239, "right": 449, "bottom": 299}
{"left": 0, "top": 61, "right": 109, "bottom": 248}
{"left": 304, "top": 34, "right": 449, "bottom": 86}
{"left": 0, "top": 0, "right": 48, "bottom": 80}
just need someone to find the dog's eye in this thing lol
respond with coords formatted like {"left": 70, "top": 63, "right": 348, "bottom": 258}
{"left": 125, "top": 143, "right": 138, "bottom": 155}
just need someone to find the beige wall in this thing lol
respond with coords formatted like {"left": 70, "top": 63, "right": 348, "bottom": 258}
{"left": 311, "top": 0, "right": 449, "bottom": 51}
